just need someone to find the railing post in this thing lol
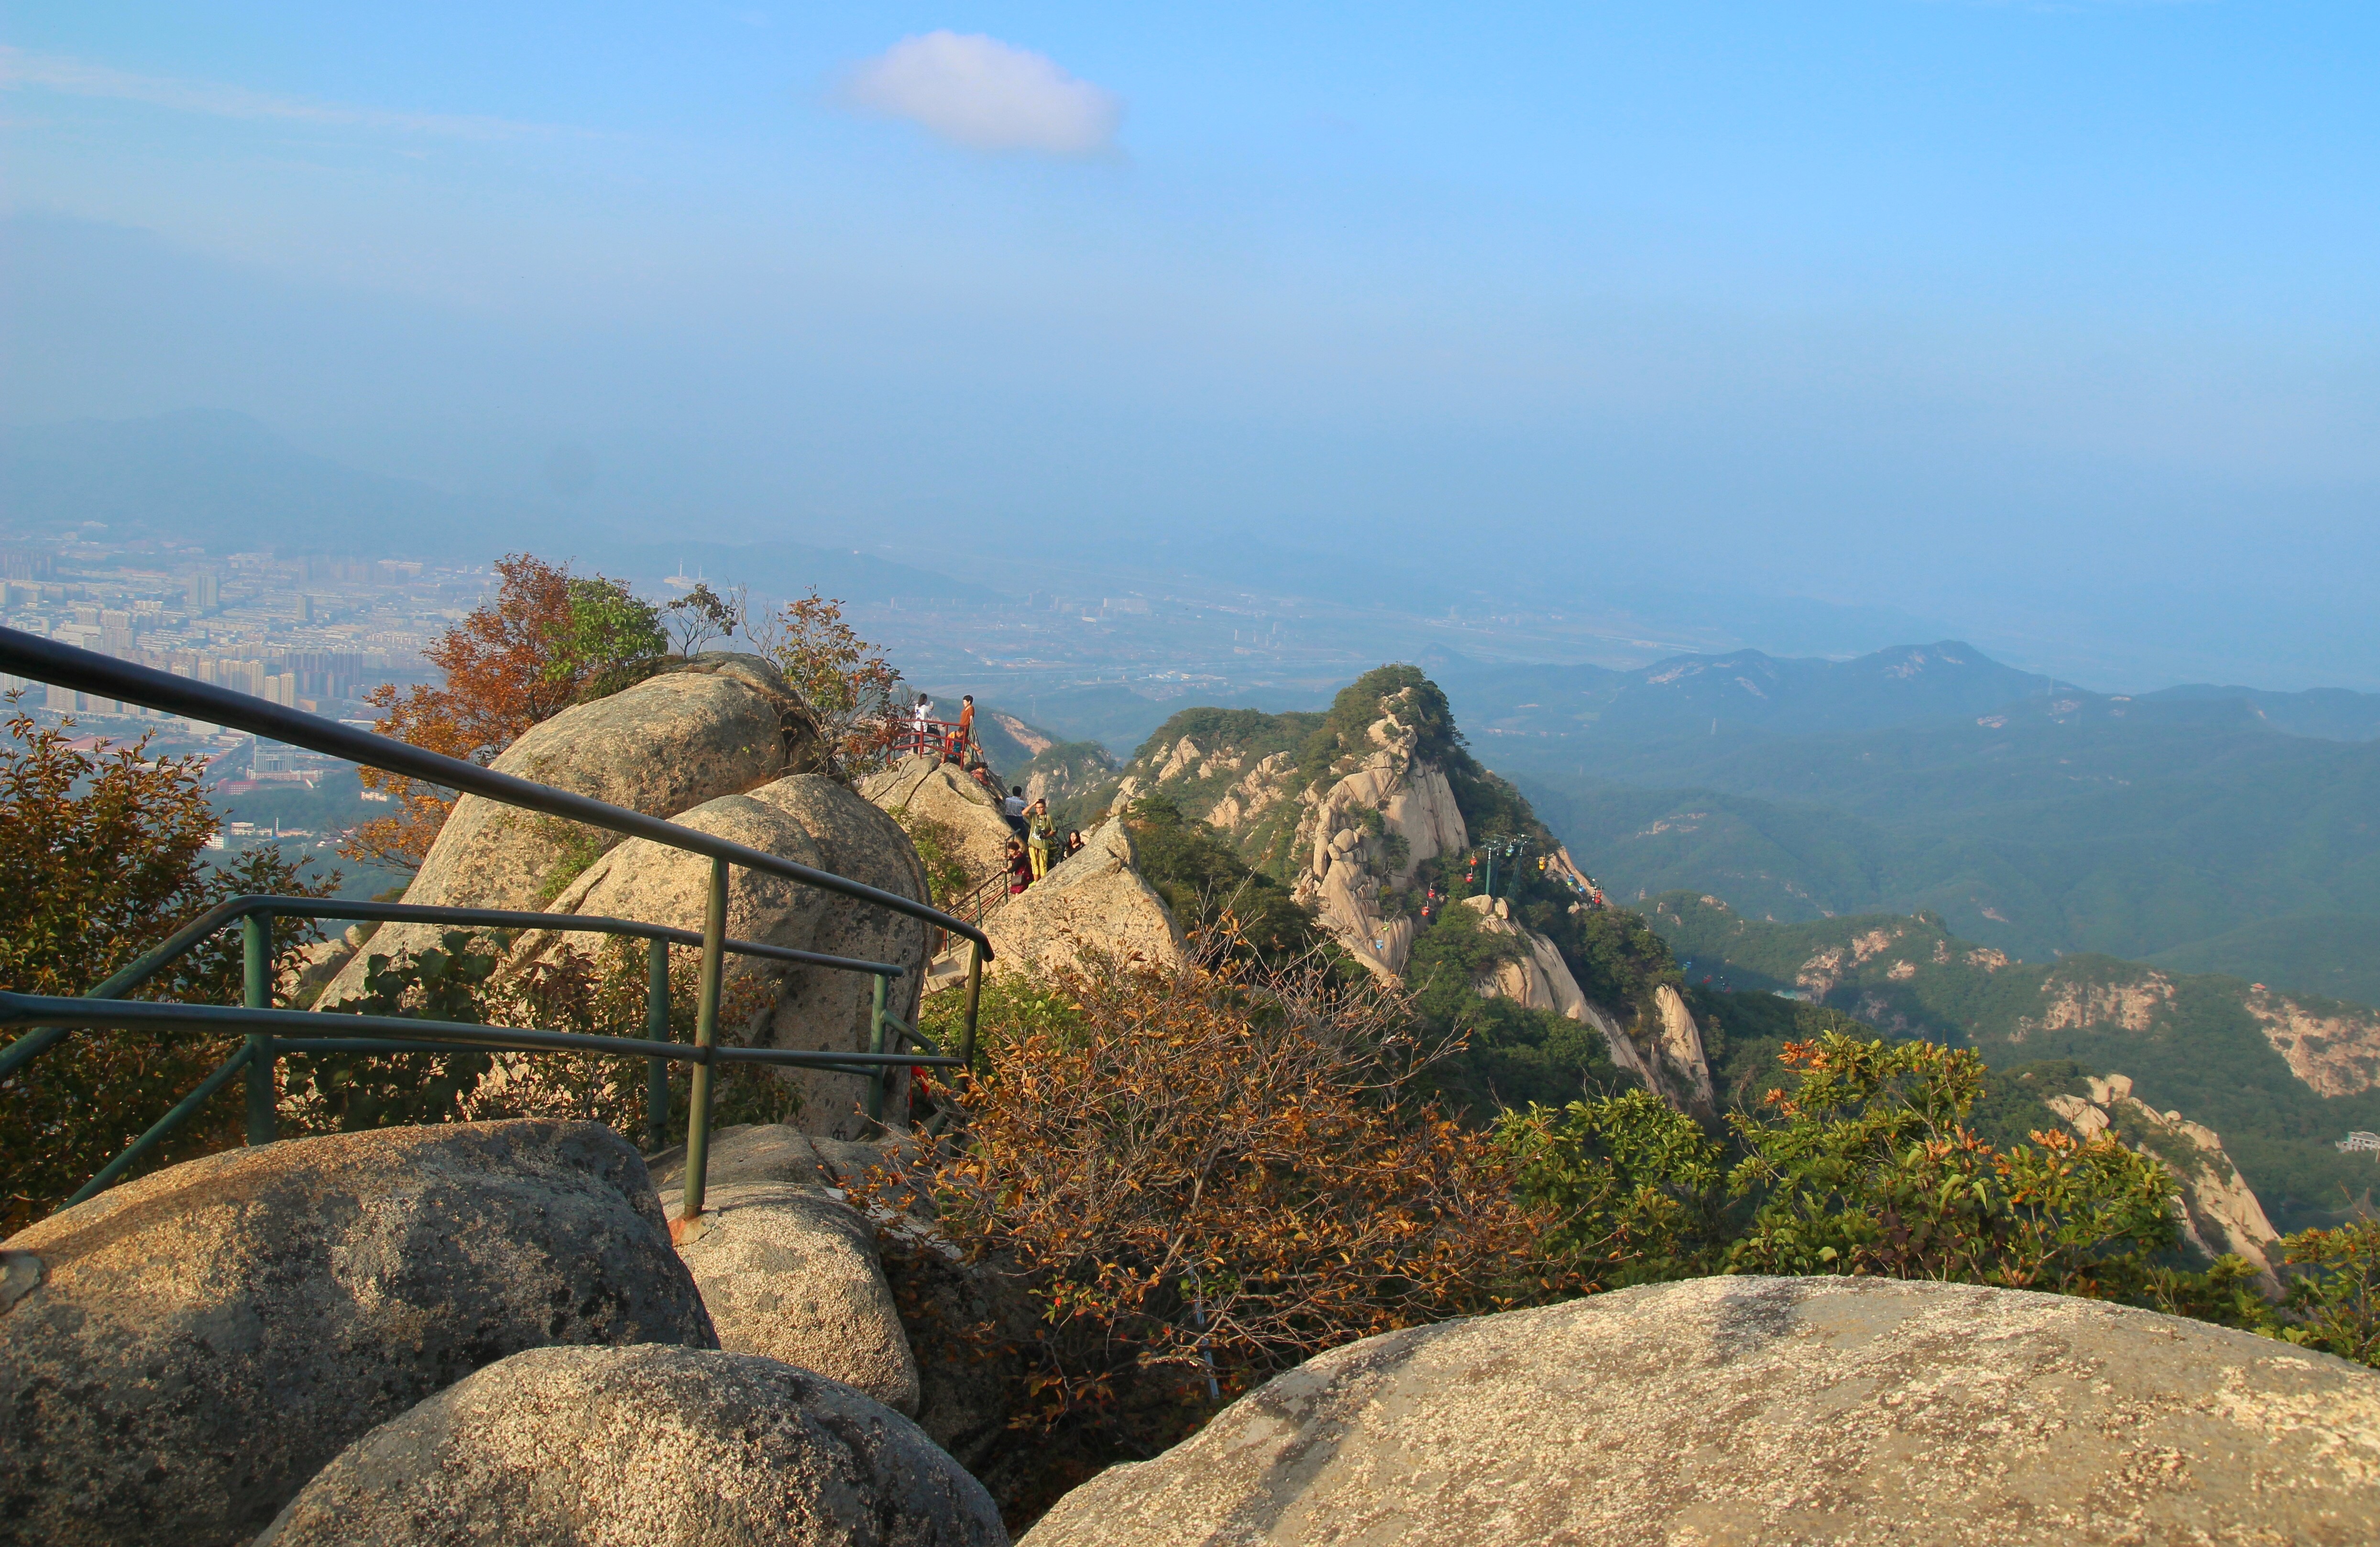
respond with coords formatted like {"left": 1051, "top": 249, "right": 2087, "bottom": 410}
{"left": 241, "top": 911, "right": 275, "bottom": 1144}
{"left": 961, "top": 938, "right": 984, "bottom": 1074}
{"left": 866, "top": 973, "right": 888, "bottom": 1124}
{"left": 644, "top": 937, "right": 670, "bottom": 1153}
{"left": 678, "top": 858, "right": 728, "bottom": 1237}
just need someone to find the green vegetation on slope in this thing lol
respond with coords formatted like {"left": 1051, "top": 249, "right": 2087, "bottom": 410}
{"left": 1644, "top": 892, "right": 2380, "bottom": 1231}
{"left": 2144, "top": 914, "right": 2380, "bottom": 1008}
{"left": 1497, "top": 693, "right": 2380, "bottom": 1001}
{"left": 1122, "top": 795, "right": 1325, "bottom": 968}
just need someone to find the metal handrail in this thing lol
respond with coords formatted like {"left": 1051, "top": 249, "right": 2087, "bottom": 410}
{"left": 0, "top": 628, "right": 992, "bottom": 1232}
{"left": 0, "top": 893, "right": 906, "bottom": 1086}
{"left": 0, "top": 628, "right": 992, "bottom": 947}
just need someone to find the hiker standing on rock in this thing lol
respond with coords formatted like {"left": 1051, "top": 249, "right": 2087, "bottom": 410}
{"left": 1005, "top": 836, "right": 1032, "bottom": 895}
{"left": 957, "top": 694, "right": 976, "bottom": 753}
{"left": 910, "top": 693, "right": 933, "bottom": 754}
{"left": 1026, "top": 798, "right": 1053, "bottom": 881}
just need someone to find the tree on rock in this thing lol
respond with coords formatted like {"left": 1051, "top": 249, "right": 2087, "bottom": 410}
{"left": 345, "top": 555, "right": 665, "bottom": 872}
{"left": 748, "top": 588, "right": 905, "bottom": 777}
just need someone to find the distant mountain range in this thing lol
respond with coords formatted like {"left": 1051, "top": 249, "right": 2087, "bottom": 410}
{"left": 1431, "top": 641, "right": 2380, "bottom": 744}
{"left": 1444, "top": 643, "right": 2380, "bottom": 1006}
{"left": 0, "top": 409, "right": 481, "bottom": 558}
{"left": 0, "top": 411, "right": 993, "bottom": 605}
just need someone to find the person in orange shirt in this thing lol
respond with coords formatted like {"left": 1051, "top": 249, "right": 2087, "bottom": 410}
{"left": 957, "top": 694, "right": 976, "bottom": 751}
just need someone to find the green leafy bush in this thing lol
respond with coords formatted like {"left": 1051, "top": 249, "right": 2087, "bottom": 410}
{"left": 1, "top": 703, "right": 336, "bottom": 1229}
{"left": 1495, "top": 1089, "right": 1727, "bottom": 1286}
{"left": 2274, "top": 1219, "right": 2380, "bottom": 1364}
{"left": 1722, "top": 1033, "right": 2206, "bottom": 1297}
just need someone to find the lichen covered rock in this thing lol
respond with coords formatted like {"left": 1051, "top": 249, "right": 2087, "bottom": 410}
{"left": 326, "top": 653, "right": 822, "bottom": 1002}
{"left": 252, "top": 1344, "right": 1008, "bottom": 1547}
{"left": 982, "top": 817, "right": 1186, "bottom": 979}
{"left": 1021, "top": 1275, "right": 2380, "bottom": 1547}
{"left": 745, "top": 774, "right": 933, "bottom": 1139}
{"left": 0, "top": 1121, "right": 711, "bottom": 1547}
{"left": 667, "top": 1182, "right": 921, "bottom": 1415}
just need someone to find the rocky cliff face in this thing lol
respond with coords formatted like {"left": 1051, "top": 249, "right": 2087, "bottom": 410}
{"left": 1101, "top": 670, "right": 1711, "bottom": 1117}
{"left": 2046, "top": 1074, "right": 2283, "bottom": 1289}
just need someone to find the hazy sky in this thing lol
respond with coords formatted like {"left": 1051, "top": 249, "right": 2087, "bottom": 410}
{"left": 4, "top": 4, "right": 2377, "bottom": 687}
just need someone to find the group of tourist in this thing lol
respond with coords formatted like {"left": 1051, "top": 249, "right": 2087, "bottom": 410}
{"left": 900, "top": 692, "right": 1084, "bottom": 896}
{"left": 1000, "top": 785, "right": 1085, "bottom": 895}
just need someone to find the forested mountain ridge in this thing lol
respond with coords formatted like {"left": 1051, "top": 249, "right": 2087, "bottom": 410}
{"left": 1082, "top": 668, "right": 1720, "bottom": 1117}
{"left": 1488, "top": 666, "right": 2380, "bottom": 1003}
{"left": 1435, "top": 640, "right": 2054, "bottom": 741}
{"left": 1645, "top": 892, "right": 2380, "bottom": 1233}
{"left": 1432, "top": 638, "right": 2380, "bottom": 745}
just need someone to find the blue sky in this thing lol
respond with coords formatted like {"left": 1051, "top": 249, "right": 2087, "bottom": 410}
{"left": 4, "top": 4, "right": 2377, "bottom": 686}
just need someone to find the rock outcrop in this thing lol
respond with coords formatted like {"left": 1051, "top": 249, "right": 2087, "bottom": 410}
{"left": 0, "top": 1121, "right": 711, "bottom": 1547}
{"left": 1462, "top": 895, "right": 1591, "bottom": 1021}
{"left": 667, "top": 1181, "right": 921, "bottom": 1415}
{"left": 1020, "top": 1275, "right": 2380, "bottom": 1547}
{"left": 526, "top": 788, "right": 831, "bottom": 994}
{"left": 2047, "top": 1073, "right": 2283, "bottom": 1289}
{"left": 2244, "top": 984, "right": 2380, "bottom": 1097}
{"left": 746, "top": 775, "right": 933, "bottom": 1137}
{"left": 1652, "top": 982, "right": 1718, "bottom": 1114}
{"left": 325, "top": 653, "right": 824, "bottom": 1002}
{"left": 983, "top": 817, "right": 1186, "bottom": 979}
{"left": 1456, "top": 896, "right": 1711, "bottom": 1108}
{"left": 252, "top": 1344, "right": 1009, "bottom": 1547}
{"left": 864, "top": 752, "right": 1020, "bottom": 893}
{"left": 1283, "top": 696, "right": 1467, "bottom": 980}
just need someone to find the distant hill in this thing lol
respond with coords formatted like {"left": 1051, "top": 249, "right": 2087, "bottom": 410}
{"left": 2143, "top": 915, "right": 2380, "bottom": 1008}
{"left": 2141, "top": 683, "right": 2380, "bottom": 742}
{"left": 1465, "top": 651, "right": 2380, "bottom": 1001}
{"left": 1437, "top": 640, "right": 2380, "bottom": 749}
{"left": 1643, "top": 892, "right": 2380, "bottom": 1233}
{"left": 0, "top": 410, "right": 483, "bottom": 557}
{"left": 598, "top": 541, "right": 998, "bottom": 607}
{"left": 1435, "top": 641, "right": 2055, "bottom": 742}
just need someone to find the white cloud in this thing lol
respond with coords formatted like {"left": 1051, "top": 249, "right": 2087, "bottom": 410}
{"left": 0, "top": 46, "right": 555, "bottom": 139}
{"left": 841, "top": 32, "right": 1121, "bottom": 156}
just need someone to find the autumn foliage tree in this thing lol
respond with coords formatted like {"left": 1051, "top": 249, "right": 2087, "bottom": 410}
{"left": 346, "top": 555, "right": 665, "bottom": 871}
{"left": 879, "top": 950, "right": 1568, "bottom": 1513}
{"left": 748, "top": 588, "right": 905, "bottom": 776}
{"left": 0, "top": 701, "right": 334, "bottom": 1229}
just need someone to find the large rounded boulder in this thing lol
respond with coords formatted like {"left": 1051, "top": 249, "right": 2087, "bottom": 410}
{"left": 746, "top": 774, "right": 932, "bottom": 1139}
{"left": 326, "top": 653, "right": 821, "bottom": 1001}
{"left": 1020, "top": 1275, "right": 2380, "bottom": 1547}
{"left": 252, "top": 1344, "right": 1009, "bottom": 1547}
{"left": 669, "top": 1181, "right": 922, "bottom": 1416}
{"left": 525, "top": 788, "right": 833, "bottom": 997}
{"left": 983, "top": 819, "right": 1185, "bottom": 980}
{"left": 864, "top": 753, "right": 1019, "bottom": 893}
{"left": 0, "top": 1121, "right": 712, "bottom": 1547}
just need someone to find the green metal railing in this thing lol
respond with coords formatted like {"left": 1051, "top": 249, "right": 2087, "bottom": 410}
{"left": 0, "top": 626, "right": 992, "bottom": 1230}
